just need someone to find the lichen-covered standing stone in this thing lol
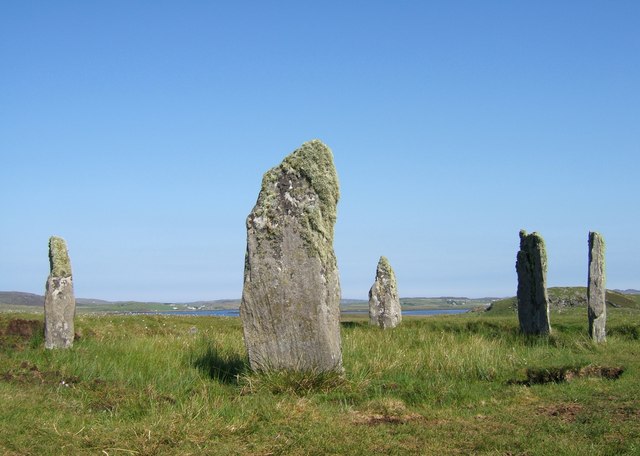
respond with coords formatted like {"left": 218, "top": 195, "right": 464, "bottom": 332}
{"left": 369, "top": 256, "right": 401, "bottom": 329}
{"left": 44, "top": 236, "right": 76, "bottom": 349}
{"left": 588, "top": 231, "right": 606, "bottom": 342}
{"left": 240, "top": 140, "right": 342, "bottom": 372}
{"left": 515, "top": 230, "right": 551, "bottom": 335}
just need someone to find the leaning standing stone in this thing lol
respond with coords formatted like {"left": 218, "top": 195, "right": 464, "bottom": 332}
{"left": 588, "top": 231, "right": 606, "bottom": 342}
{"left": 240, "top": 140, "right": 343, "bottom": 372}
{"left": 44, "top": 236, "right": 76, "bottom": 349}
{"left": 515, "top": 230, "right": 551, "bottom": 335}
{"left": 369, "top": 256, "right": 401, "bottom": 329}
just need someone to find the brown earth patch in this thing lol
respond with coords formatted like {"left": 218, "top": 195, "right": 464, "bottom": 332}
{"left": 0, "top": 319, "right": 44, "bottom": 350}
{"left": 351, "top": 410, "right": 424, "bottom": 426}
{"left": 6, "top": 319, "right": 42, "bottom": 338}
{"left": 352, "top": 398, "right": 425, "bottom": 426}
{"left": 536, "top": 403, "right": 584, "bottom": 422}
{"left": 613, "top": 404, "right": 640, "bottom": 421}
{"left": 1, "top": 361, "right": 79, "bottom": 387}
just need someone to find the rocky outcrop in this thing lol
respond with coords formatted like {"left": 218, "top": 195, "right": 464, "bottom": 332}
{"left": 588, "top": 231, "right": 606, "bottom": 342}
{"left": 240, "top": 140, "right": 343, "bottom": 372}
{"left": 515, "top": 230, "right": 551, "bottom": 335}
{"left": 368, "top": 256, "right": 401, "bottom": 329}
{"left": 44, "top": 236, "right": 76, "bottom": 349}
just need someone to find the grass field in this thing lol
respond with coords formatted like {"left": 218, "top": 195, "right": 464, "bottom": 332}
{"left": 1, "top": 303, "right": 639, "bottom": 455}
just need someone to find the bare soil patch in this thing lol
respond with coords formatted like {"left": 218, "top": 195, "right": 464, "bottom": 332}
{"left": 0, "top": 319, "right": 43, "bottom": 350}
{"left": 1, "top": 361, "right": 79, "bottom": 386}
{"left": 536, "top": 403, "right": 584, "bottom": 422}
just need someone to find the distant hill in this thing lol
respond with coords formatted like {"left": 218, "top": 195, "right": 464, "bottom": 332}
{"left": 1, "top": 291, "right": 497, "bottom": 313}
{"left": 0, "top": 291, "right": 240, "bottom": 311}
{"left": 616, "top": 289, "right": 640, "bottom": 295}
{"left": 486, "top": 287, "right": 640, "bottom": 314}
{"left": 0, "top": 291, "right": 43, "bottom": 307}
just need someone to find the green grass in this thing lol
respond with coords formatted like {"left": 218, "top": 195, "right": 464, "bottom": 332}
{"left": 1, "top": 309, "right": 639, "bottom": 455}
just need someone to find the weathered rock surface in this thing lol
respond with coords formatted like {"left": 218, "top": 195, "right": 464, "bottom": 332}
{"left": 515, "top": 230, "right": 551, "bottom": 335}
{"left": 240, "top": 140, "right": 342, "bottom": 372}
{"left": 588, "top": 231, "right": 606, "bottom": 342}
{"left": 44, "top": 236, "right": 76, "bottom": 349}
{"left": 369, "top": 256, "right": 401, "bottom": 329}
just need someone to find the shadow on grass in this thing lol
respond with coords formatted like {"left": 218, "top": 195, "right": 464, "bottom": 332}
{"left": 340, "top": 321, "right": 367, "bottom": 329}
{"left": 418, "top": 319, "right": 521, "bottom": 339}
{"left": 192, "top": 344, "right": 248, "bottom": 384}
{"left": 609, "top": 324, "right": 640, "bottom": 340}
{"left": 509, "top": 365, "right": 624, "bottom": 386}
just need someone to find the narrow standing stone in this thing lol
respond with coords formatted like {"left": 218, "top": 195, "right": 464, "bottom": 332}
{"left": 240, "top": 140, "right": 343, "bottom": 372}
{"left": 588, "top": 231, "right": 606, "bottom": 342}
{"left": 369, "top": 256, "right": 401, "bottom": 329}
{"left": 44, "top": 236, "right": 76, "bottom": 349}
{"left": 515, "top": 230, "right": 551, "bottom": 335}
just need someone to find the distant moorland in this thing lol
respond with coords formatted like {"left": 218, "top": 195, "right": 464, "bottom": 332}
{"left": 2, "top": 289, "right": 639, "bottom": 315}
{"left": 0, "top": 291, "right": 497, "bottom": 314}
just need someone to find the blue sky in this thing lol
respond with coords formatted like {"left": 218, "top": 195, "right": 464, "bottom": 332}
{"left": 1, "top": 1, "right": 638, "bottom": 301}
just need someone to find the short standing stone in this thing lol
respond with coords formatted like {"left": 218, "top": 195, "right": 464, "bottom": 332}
{"left": 240, "top": 140, "right": 343, "bottom": 372}
{"left": 515, "top": 230, "right": 551, "bottom": 335}
{"left": 588, "top": 231, "right": 606, "bottom": 342}
{"left": 44, "top": 236, "right": 76, "bottom": 349}
{"left": 369, "top": 256, "right": 401, "bottom": 329}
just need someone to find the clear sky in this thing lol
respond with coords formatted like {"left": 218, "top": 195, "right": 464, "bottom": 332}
{"left": 1, "top": 1, "right": 638, "bottom": 301}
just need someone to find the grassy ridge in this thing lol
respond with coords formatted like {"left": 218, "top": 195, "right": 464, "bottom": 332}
{"left": 1, "top": 309, "right": 639, "bottom": 455}
{"left": 487, "top": 287, "right": 640, "bottom": 315}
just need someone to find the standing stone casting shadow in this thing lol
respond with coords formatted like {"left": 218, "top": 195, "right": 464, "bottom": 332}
{"left": 588, "top": 231, "right": 606, "bottom": 342}
{"left": 515, "top": 230, "right": 551, "bottom": 335}
{"left": 240, "top": 140, "right": 343, "bottom": 373}
{"left": 369, "top": 256, "right": 401, "bottom": 329}
{"left": 44, "top": 236, "right": 76, "bottom": 349}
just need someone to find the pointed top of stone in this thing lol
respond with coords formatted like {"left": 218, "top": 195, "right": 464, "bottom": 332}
{"left": 376, "top": 255, "right": 394, "bottom": 277}
{"left": 48, "top": 236, "right": 72, "bottom": 278}
{"left": 254, "top": 139, "right": 339, "bottom": 260}
{"left": 264, "top": 139, "right": 339, "bottom": 224}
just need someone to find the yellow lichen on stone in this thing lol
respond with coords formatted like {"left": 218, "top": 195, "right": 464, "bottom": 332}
{"left": 49, "top": 236, "right": 72, "bottom": 278}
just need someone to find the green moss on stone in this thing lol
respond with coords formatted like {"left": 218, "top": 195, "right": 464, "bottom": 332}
{"left": 252, "top": 140, "right": 339, "bottom": 262}
{"left": 376, "top": 256, "right": 397, "bottom": 288}
{"left": 377, "top": 256, "right": 392, "bottom": 275}
{"left": 589, "top": 231, "right": 605, "bottom": 249}
{"left": 49, "top": 236, "right": 72, "bottom": 278}
{"left": 279, "top": 139, "right": 339, "bottom": 227}
{"left": 378, "top": 255, "right": 390, "bottom": 267}
{"left": 519, "top": 230, "right": 547, "bottom": 270}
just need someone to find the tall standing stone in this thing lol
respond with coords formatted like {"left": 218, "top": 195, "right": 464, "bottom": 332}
{"left": 369, "top": 256, "right": 401, "bottom": 329}
{"left": 240, "top": 140, "right": 342, "bottom": 372}
{"left": 588, "top": 231, "right": 606, "bottom": 342}
{"left": 515, "top": 230, "right": 551, "bottom": 335}
{"left": 44, "top": 236, "right": 76, "bottom": 349}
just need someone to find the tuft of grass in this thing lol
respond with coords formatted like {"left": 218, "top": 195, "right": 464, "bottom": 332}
{"left": 240, "top": 368, "right": 348, "bottom": 396}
